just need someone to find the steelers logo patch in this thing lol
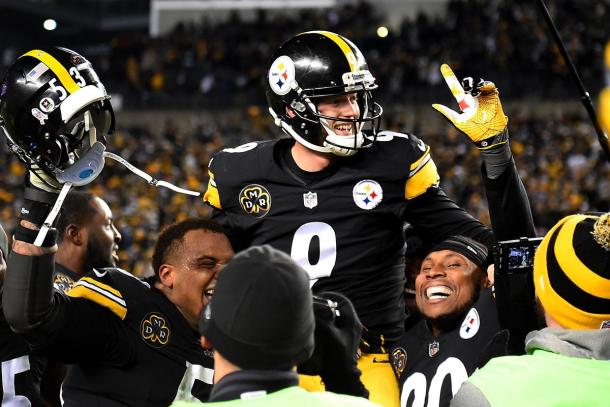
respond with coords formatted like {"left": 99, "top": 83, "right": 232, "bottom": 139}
{"left": 239, "top": 184, "right": 271, "bottom": 217}
{"left": 53, "top": 273, "right": 75, "bottom": 293}
{"left": 391, "top": 347, "right": 407, "bottom": 375}
{"left": 459, "top": 307, "right": 480, "bottom": 339}
{"left": 352, "top": 179, "right": 383, "bottom": 210}
{"left": 268, "top": 55, "right": 295, "bottom": 96}
{"left": 141, "top": 312, "right": 171, "bottom": 348}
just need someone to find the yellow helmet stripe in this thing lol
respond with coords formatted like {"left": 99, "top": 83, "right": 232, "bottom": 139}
{"left": 306, "top": 31, "right": 359, "bottom": 72}
{"left": 21, "top": 49, "right": 80, "bottom": 94}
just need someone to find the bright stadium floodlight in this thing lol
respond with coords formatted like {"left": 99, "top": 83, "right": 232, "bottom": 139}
{"left": 150, "top": 0, "right": 337, "bottom": 37}
{"left": 376, "top": 26, "right": 389, "bottom": 38}
{"left": 43, "top": 19, "right": 57, "bottom": 31}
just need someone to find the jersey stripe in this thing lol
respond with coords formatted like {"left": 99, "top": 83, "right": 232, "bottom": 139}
{"left": 203, "top": 170, "right": 222, "bottom": 209}
{"left": 405, "top": 149, "right": 440, "bottom": 200}
{"left": 67, "top": 278, "right": 127, "bottom": 319}
{"left": 21, "top": 50, "right": 80, "bottom": 94}
{"left": 306, "top": 31, "right": 359, "bottom": 73}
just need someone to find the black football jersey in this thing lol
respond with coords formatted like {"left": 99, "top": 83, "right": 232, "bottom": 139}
{"left": 204, "top": 133, "right": 492, "bottom": 343}
{"left": 26, "top": 268, "right": 213, "bottom": 407}
{"left": 0, "top": 290, "right": 47, "bottom": 407}
{"left": 390, "top": 289, "right": 508, "bottom": 407}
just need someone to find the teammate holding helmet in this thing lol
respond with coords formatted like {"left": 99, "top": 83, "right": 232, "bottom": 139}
{"left": 203, "top": 31, "right": 515, "bottom": 406}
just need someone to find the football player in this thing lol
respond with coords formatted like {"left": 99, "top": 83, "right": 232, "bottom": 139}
{"left": 203, "top": 31, "right": 514, "bottom": 406}
{"left": 41, "top": 190, "right": 122, "bottom": 406}
{"left": 0, "top": 47, "right": 234, "bottom": 406}
{"left": 390, "top": 67, "right": 537, "bottom": 407}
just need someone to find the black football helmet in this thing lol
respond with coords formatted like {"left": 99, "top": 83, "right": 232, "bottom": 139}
{"left": 265, "top": 31, "right": 382, "bottom": 157}
{"left": 0, "top": 47, "right": 114, "bottom": 186}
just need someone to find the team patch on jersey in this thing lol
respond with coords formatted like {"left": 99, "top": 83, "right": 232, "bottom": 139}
{"left": 352, "top": 179, "right": 383, "bottom": 210}
{"left": 428, "top": 340, "right": 440, "bottom": 357}
{"left": 459, "top": 308, "right": 481, "bottom": 339}
{"left": 53, "top": 273, "right": 75, "bottom": 293}
{"left": 268, "top": 55, "right": 295, "bottom": 96}
{"left": 141, "top": 312, "right": 171, "bottom": 348}
{"left": 391, "top": 347, "right": 407, "bottom": 375}
{"left": 239, "top": 184, "right": 271, "bottom": 217}
{"left": 303, "top": 191, "right": 318, "bottom": 209}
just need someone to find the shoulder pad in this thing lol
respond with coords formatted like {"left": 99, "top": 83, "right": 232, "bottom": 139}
{"left": 374, "top": 131, "right": 440, "bottom": 199}
{"left": 66, "top": 268, "right": 148, "bottom": 320}
{"left": 204, "top": 140, "right": 276, "bottom": 209}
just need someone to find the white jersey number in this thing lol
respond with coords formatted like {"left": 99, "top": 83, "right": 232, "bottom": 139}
{"left": 400, "top": 357, "right": 468, "bottom": 407}
{"left": 290, "top": 222, "right": 337, "bottom": 285}
{"left": 1, "top": 355, "right": 32, "bottom": 406}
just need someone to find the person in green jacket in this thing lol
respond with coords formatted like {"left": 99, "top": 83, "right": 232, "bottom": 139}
{"left": 173, "top": 245, "right": 379, "bottom": 407}
{"left": 451, "top": 213, "right": 610, "bottom": 407}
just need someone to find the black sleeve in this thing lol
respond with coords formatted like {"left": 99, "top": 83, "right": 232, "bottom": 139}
{"left": 25, "top": 293, "right": 133, "bottom": 366}
{"left": 404, "top": 187, "right": 495, "bottom": 248}
{"left": 482, "top": 159, "right": 536, "bottom": 240}
{"left": 484, "top": 159, "right": 538, "bottom": 355}
{"left": 3, "top": 252, "right": 55, "bottom": 334}
{"left": 3, "top": 252, "right": 132, "bottom": 366}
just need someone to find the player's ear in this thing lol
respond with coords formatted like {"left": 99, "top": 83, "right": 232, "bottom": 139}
{"left": 481, "top": 266, "right": 491, "bottom": 289}
{"left": 157, "top": 264, "right": 175, "bottom": 288}
{"left": 65, "top": 224, "right": 85, "bottom": 246}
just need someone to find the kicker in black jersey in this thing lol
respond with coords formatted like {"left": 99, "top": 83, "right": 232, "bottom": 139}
{"left": 204, "top": 133, "right": 493, "bottom": 343}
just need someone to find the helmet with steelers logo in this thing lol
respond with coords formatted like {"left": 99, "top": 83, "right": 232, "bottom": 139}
{"left": 0, "top": 47, "right": 114, "bottom": 187}
{"left": 265, "top": 31, "right": 382, "bottom": 157}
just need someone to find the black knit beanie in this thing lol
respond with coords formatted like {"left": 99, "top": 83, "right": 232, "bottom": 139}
{"left": 199, "top": 245, "right": 315, "bottom": 370}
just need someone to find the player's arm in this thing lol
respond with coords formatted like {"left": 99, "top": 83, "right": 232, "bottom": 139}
{"left": 433, "top": 64, "right": 535, "bottom": 240}
{"left": 401, "top": 137, "right": 494, "bottom": 247}
{"left": 3, "top": 178, "right": 132, "bottom": 365}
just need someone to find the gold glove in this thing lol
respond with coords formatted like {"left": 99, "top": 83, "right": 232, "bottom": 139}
{"left": 432, "top": 64, "right": 508, "bottom": 149}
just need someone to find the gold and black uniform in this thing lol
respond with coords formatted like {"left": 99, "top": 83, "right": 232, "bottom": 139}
{"left": 9, "top": 266, "right": 213, "bottom": 407}
{"left": 204, "top": 134, "right": 493, "bottom": 343}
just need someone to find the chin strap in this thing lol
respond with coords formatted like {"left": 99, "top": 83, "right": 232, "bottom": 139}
{"left": 103, "top": 152, "right": 201, "bottom": 196}
{"left": 34, "top": 182, "right": 72, "bottom": 247}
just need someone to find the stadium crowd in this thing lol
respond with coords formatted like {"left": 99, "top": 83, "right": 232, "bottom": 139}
{"left": 1, "top": 107, "right": 605, "bottom": 275}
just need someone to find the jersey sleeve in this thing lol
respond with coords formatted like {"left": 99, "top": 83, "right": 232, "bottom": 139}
{"left": 67, "top": 275, "right": 127, "bottom": 319}
{"left": 403, "top": 134, "right": 441, "bottom": 200}
{"left": 203, "top": 159, "right": 221, "bottom": 210}
{"left": 30, "top": 293, "right": 134, "bottom": 366}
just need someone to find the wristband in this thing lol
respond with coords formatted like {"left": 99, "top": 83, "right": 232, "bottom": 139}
{"left": 475, "top": 127, "right": 509, "bottom": 150}
{"left": 14, "top": 225, "right": 58, "bottom": 247}
{"left": 20, "top": 187, "right": 61, "bottom": 227}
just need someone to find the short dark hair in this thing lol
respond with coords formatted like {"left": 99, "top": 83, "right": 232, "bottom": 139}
{"left": 152, "top": 218, "right": 227, "bottom": 279}
{"left": 56, "top": 191, "right": 98, "bottom": 243}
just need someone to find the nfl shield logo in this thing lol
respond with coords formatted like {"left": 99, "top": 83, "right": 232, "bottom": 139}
{"left": 303, "top": 191, "right": 318, "bottom": 209}
{"left": 428, "top": 341, "right": 440, "bottom": 357}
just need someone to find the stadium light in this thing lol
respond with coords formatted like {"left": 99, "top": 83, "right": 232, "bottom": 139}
{"left": 43, "top": 19, "right": 57, "bottom": 31}
{"left": 376, "top": 26, "right": 389, "bottom": 38}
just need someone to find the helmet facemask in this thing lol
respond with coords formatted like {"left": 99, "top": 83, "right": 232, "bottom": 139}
{"left": 270, "top": 74, "right": 383, "bottom": 157}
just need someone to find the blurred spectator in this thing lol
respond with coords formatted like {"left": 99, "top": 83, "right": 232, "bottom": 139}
{"left": 451, "top": 213, "right": 610, "bottom": 406}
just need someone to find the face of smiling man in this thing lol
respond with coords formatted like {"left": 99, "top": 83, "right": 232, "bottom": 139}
{"left": 415, "top": 249, "right": 489, "bottom": 336}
